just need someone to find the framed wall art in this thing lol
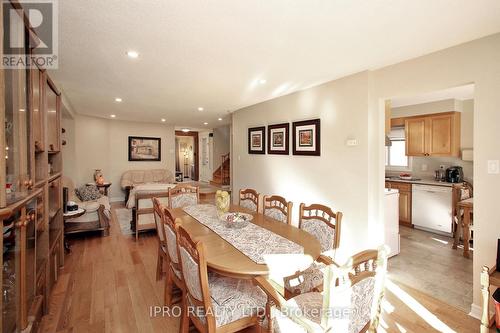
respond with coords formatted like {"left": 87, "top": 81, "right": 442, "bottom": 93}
{"left": 267, "top": 123, "right": 289, "bottom": 155}
{"left": 248, "top": 126, "right": 266, "bottom": 154}
{"left": 292, "top": 119, "right": 321, "bottom": 156}
{"left": 128, "top": 136, "right": 161, "bottom": 161}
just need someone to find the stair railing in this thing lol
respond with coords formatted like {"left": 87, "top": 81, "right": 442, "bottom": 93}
{"left": 221, "top": 153, "right": 230, "bottom": 185}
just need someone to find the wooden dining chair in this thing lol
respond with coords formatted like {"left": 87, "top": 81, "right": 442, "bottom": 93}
{"left": 152, "top": 197, "right": 168, "bottom": 281}
{"left": 168, "top": 184, "right": 200, "bottom": 209}
{"left": 239, "top": 188, "right": 260, "bottom": 213}
{"left": 255, "top": 247, "right": 388, "bottom": 333}
{"left": 281, "top": 203, "right": 344, "bottom": 298}
{"left": 262, "top": 195, "right": 292, "bottom": 225}
{"left": 452, "top": 181, "right": 473, "bottom": 250}
{"left": 162, "top": 207, "right": 185, "bottom": 306}
{"left": 176, "top": 224, "right": 267, "bottom": 333}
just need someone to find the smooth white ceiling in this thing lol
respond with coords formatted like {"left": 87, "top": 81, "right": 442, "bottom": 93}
{"left": 391, "top": 84, "right": 475, "bottom": 107}
{"left": 49, "top": 1, "right": 500, "bottom": 127}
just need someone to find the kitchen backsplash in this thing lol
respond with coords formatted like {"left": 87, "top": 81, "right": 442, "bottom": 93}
{"left": 386, "top": 156, "right": 473, "bottom": 183}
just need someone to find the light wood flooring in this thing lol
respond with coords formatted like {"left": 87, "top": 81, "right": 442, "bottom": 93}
{"left": 38, "top": 203, "right": 483, "bottom": 333}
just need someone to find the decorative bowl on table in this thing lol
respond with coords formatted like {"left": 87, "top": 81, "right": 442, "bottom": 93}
{"left": 220, "top": 212, "right": 253, "bottom": 229}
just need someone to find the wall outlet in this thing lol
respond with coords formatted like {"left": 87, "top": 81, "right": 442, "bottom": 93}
{"left": 488, "top": 160, "right": 499, "bottom": 174}
{"left": 421, "top": 164, "right": 428, "bottom": 171}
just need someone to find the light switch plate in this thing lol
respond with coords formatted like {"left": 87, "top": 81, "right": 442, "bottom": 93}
{"left": 487, "top": 160, "right": 499, "bottom": 174}
{"left": 346, "top": 139, "right": 358, "bottom": 146}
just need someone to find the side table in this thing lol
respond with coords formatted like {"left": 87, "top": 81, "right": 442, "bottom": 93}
{"left": 63, "top": 208, "right": 86, "bottom": 253}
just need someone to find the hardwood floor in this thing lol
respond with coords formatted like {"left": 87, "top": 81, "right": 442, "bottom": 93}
{"left": 39, "top": 203, "right": 482, "bottom": 333}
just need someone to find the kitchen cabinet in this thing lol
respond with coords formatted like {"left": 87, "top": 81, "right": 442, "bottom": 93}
{"left": 405, "top": 112, "right": 461, "bottom": 157}
{"left": 386, "top": 181, "right": 412, "bottom": 226}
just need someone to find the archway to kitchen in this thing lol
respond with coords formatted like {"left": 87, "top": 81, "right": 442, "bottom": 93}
{"left": 382, "top": 83, "right": 474, "bottom": 313}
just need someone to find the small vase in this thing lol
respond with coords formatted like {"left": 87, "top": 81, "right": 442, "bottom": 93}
{"left": 96, "top": 175, "right": 105, "bottom": 185}
{"left": 94, "top": 169, "right": 103, "bottom": 182}
{"left": 215, "top": 190, "right": 230, "bottom": 217}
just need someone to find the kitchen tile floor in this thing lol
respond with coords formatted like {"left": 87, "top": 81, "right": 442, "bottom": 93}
{"left": 388, "top": 226, "right": 473, "bottom": 313}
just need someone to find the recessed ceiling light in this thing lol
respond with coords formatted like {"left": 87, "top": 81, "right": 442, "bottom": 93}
{"left": 259, "top": 79, "right": 267, "bottom": 84}
{"left": 198, "top": 107, "right": 204, "bottom": 111}
{"left": 161, "top": 118, "right": 166, "bottom": 122}
{"left": 181, "top": 128, "right": 190, "bottom": 133}
{"left": 115, "top": 97, "right": 122, "bottom": 102}
{"left": 110, "top": 114, "right": 116, "bottom": 118}
{"left": 218, "top": 118, "right": 222, "bottom": 121}
{"left": 126, "top": 50, "right": 139, "bottom": 58}
{"left": 203, "top": 122, "right": 208, "bottom": 125}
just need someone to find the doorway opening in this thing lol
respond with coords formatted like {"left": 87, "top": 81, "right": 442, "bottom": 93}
{"left": 382, "top": 83, "right": 474, "bottom": 313}
{"left": 175, "top": 131, "right": 199, "bottom": 181}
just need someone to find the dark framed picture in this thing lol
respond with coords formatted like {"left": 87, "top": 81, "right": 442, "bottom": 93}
{"left": 248, "top": 126, "right": 266, "bottom": 154}
{"left": 292, "top": 119, "right": 321, "bottom": 156}
{"left": 267, "top": 123, "right": 289, "bottom": 155}
{"left": 128, "top": 136, "right": 161, "bottom": 161}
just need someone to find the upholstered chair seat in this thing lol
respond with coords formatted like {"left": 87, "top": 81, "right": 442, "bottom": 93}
{"left": 281, "top": 203, "right": 342, "bottom": 298}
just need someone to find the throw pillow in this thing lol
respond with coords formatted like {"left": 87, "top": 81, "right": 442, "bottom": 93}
{"left": 75, "top": 185, "right": 102, "bottom": 201}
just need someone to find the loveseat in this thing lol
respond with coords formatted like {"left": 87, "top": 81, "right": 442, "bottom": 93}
{"left": 62, "top": 177, "right": 111, "bottom": 237}
{"left": 120, "top": 169, "right": 175, "bottom": 202}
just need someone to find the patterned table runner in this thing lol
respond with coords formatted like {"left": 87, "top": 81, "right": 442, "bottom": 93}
{"left": 183, "top": 204, "right": 304, "bottom": 264}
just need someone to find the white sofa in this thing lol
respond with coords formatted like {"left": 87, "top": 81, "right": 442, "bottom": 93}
{"left": 120, "top": 169, "right": 175, "bottom": 202}
{"left": 62, "top": 177, "right": 111, "bottom": 236}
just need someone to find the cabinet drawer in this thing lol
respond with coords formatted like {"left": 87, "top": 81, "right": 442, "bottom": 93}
{"left": 386, "top": 181, "right": 412, "bottom": 192}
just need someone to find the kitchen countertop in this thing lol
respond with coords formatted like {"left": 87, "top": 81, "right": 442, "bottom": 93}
{"left": 385, "top": 177, "right": 460, "bottom": 187}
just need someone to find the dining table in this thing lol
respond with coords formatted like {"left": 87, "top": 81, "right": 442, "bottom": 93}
{"left": 170, "top": 204, "right": 322, "bottom": 280}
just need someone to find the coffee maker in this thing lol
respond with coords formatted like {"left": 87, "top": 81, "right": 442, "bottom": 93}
{"left": 445, "top": 166, "right": 463, "bottom": 183}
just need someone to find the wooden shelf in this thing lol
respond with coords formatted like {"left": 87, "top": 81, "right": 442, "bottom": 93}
{"left": 47, "top": 150, "right": 60, "bottom": 155}
{"left": 48, "top": 172, "right": 62, "bottom": 182}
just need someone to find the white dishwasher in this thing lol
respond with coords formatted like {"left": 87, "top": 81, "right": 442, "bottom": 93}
{"left": 412, "top": 184, "right": 453, "bottom": 236}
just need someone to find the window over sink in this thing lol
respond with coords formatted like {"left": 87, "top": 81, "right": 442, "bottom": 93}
{"left": 386, "top": 127, "right": 412, "bottom": 171}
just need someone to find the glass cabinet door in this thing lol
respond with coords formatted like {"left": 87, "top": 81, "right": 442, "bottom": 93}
{"left": 2, "top": 201, "right": 36, "bottom": 333}
{"left": 2, "top": 210, "right": 22, "bottom": 333}
{"left": 46, "top": 80, "right": 60, "bottom": 153}
{"left": 31, "top": 68, "right": 43, "bottom": 152}
{"left": 3, "top": 5, "right": 32, "bottom": 205}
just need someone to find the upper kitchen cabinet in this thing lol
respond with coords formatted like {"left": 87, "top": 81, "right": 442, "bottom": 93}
{"left": 405, "top": 112, "right": 461, "bottom": 157}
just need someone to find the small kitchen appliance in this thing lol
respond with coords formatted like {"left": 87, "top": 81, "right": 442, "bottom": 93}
{"left": 445, "top": 166, "right": 463, "bottom": 183}
{"left": 434, "top": 166, "right": 446, "bottom": 181}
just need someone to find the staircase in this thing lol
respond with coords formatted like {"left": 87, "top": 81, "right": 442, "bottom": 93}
{"left": 210, "top": 153, "right": 230, "bottom": 186}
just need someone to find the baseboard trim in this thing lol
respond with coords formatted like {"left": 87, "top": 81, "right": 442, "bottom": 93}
{"left": 469, "top": 303, "right": 481, "bottom": 320}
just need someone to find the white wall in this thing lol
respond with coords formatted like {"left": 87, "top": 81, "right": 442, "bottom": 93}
{"left": 64, "top": 115, "right": 175, "bottom": 200}
{"left": 233, "top": 33, "right": 500, "bottom": 311}
{"left": 233, "top": 71, "right": 373, "bottom": 258}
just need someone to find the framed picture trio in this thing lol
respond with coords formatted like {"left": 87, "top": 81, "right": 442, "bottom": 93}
{"left": 248, "top": 119, "right": 320, "bottom": 156}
